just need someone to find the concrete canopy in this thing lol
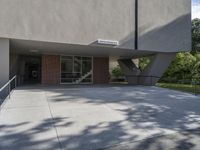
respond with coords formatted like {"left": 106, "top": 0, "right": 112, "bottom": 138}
{"left": 10, "top": 39, "right": 155, "bottom": 59}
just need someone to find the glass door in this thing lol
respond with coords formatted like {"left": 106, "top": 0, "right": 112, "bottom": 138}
{"left": 73, "top": 56, "right": 82, "bottom": 83}
{"left": 61, "top": 56, "right": 73, "bottom": 83}
{"left": 82, "top": 57, "right": 92, "bottom": 83}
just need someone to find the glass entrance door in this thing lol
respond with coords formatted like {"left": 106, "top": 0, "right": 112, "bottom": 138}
{"left": 61, "top": 56, "right": 92, "bottom": 84}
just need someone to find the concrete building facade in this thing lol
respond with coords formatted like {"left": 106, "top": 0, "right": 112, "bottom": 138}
{"left": 0, "top": 0, "right": 191, "bottom": 86}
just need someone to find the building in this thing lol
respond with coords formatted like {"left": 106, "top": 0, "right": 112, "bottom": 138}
{"left": 0, "top": 0, "right": 191, "bottom": 87}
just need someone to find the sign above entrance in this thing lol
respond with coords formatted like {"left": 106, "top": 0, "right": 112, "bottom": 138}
{"left": 97, "top": 39, "right": 119, "bottom": 46}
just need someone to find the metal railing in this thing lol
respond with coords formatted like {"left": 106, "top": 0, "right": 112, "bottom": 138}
{"left": 113, "top": 75, "right": 200, "bottom": 95}
{"left": 0, "top": 76, "right": 17, "bottom": 102}
{"left": 159, "top": 78, "right": 200, "bottom": 95}
{"left": 194, "top": 81, "right": 200, "bottom": 96}
{"left": 125, "top": 75, "right": 161, "bottom": 86}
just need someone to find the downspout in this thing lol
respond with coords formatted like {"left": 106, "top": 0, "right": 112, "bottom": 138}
{"left": 135, "top": 0, "right": 138, "bottom": 50}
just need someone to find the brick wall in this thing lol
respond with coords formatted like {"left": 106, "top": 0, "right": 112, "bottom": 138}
{"left": 93, "top": 57, "right": 109, "bottom": 84}
{"left": 42, "top": 55, "right": 60, "bottom": 84}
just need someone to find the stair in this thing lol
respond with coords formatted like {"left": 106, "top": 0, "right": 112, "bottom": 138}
{"left": 74, "top": 70, "right": 92, "bottom": 84}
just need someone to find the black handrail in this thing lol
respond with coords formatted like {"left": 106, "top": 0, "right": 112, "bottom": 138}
{"left": 0, "top": 76, "right": 17, "bottom": 106}
{"left": 125, "top": 75, "right": 160, "bottom": 86}
{"left": 124, "top": 75, "right": 200, "bottom": 95}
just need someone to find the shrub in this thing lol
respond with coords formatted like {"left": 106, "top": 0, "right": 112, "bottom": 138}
{"left": 112, "top": 66, "right": 124, "bottom": 78}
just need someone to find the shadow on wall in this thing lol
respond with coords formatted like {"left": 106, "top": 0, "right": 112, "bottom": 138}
{"left": 0, "top": 86, "right": 199, "bottom": 149}
{"left": 118, "top": 13, "right": 191, "bottom": 52}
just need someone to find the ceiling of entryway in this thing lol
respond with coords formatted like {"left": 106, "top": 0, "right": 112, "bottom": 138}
{"left": 10, "top": 38, "right": 156, "bottom": 59}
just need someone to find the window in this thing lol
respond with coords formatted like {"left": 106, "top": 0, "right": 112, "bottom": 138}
{"left": 61, "top": 56, "right": 92, "bottom": 84}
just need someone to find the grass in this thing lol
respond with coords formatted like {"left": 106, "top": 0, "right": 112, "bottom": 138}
{"left": 156, "top": 83, "right": 200, "bottom": 94}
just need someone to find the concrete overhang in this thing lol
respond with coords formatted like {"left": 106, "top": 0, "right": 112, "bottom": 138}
{"left": 10, "top": 39, "right": 156, "bottom": 59}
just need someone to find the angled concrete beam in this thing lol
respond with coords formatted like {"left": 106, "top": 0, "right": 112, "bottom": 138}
{"left": 118, "top": 59, "right": 141, "bottom": 84}
{"left": 140, "top": 53, "right": 176, "bottom": 85}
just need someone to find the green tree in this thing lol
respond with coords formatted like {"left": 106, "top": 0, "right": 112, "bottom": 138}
{"left": 162, "top": 52, "right": 196, "bottom": 82}
{"left": 192, "top": 53, "right": 200, "bottom": 83}
{"left": 192, "top": 18, "right": 200, "bottom": 53}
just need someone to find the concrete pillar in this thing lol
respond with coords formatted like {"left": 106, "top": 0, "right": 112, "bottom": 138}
{"left": 140, "top": 53, "right": 176, "bottom": 85}
{"left": 118, "top": 59, "right": 141, "bottom": 84}
{"left": 0, "top": 38, "right": 9, "bottom": 100}
{"left": 0, "top": 38, "right": 9, "bottom": 87}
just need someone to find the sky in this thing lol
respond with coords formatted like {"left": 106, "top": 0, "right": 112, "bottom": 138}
{"left": 193, "top": 0, "right": 200, "bottom": 19}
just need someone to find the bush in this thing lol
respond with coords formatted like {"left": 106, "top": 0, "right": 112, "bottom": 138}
{"left": 192, "top": 61, "right": 200, "bottom": 83}
{"left": 111, "top": 66, "right": 124, "bottom": 78}
{"left": 160, "top": 52, "right": 200, "bottom": 84}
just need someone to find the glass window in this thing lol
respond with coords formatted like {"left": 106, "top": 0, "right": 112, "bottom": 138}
{"left": 74, "top": 56, "right": 81, "bottom": 73}
{"left": 61, "top": 56, "right": 92, "bottom": 84}
{"left": 82, "top": 59, "right": 92, "bottom": 74}
{"left": 61, "top": 56, "right": 73, "bottom": 73}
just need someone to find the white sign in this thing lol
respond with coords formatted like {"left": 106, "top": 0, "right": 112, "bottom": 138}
{"left": 97, "top": 39, "right": 119, "bottom": 46}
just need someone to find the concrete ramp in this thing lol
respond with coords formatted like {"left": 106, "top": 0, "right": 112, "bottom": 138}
{"left": 0, "top": 85, "right": 200, "bottom": 150}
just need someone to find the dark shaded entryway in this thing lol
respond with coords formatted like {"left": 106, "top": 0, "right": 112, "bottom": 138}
{"left": 19, "top": 55, "right": 41, "bottom": 84}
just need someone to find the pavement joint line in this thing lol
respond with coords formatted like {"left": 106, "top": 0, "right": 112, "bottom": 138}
{"left": 44, "top": 91, "right": 63, "bottom": 150}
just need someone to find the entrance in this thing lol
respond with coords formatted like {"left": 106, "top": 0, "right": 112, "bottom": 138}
{"left": 61, "top": 56, "right": 93, "bottom": 84}
{"left": 19, "top": 56, "right": 41, "bottom": 84}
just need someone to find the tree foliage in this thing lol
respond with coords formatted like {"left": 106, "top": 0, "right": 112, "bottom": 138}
{"left": 192, "top": 53, "right": 200, "bottom": 82}
{"left": 192, "top": 18, "right": 200, "bottom": 52}
{"left": 161, "top": 52, "right": 200, "bottom": 83}
{"left": 139, "top": 57, "right": 150, "bottom": 71}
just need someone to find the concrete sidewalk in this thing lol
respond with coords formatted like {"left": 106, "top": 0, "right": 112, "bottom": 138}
{"left": 0, "top": 85, "right": 200, "bottom": 150}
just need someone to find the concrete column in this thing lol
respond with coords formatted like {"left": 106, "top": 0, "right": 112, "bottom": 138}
{"left": 118, "top": 59, "right": 141, "bottom": 85}
{"left": 0, "top": 38, "right": 9, "bottom": 100}
{"left": 0, "top": 38, "right": 9, "bottom": 87}
{"left": 140, "top": 53, "right": 176, "bottom": 85}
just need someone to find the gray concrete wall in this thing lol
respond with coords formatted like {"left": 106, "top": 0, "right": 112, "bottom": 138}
{"left": 0, "top": 0, "right": 135, "bottom": 49}
{"left": 138, "top": 0, "right": 191, "bottom": 52}
{"left": 0, "top": 39, "right": 10, "bottom": 101}
{"left": 0, "top": 38, "right": 9, "bottom": 87}
{"left": 0, "top": 0, "right": 191, "bottom": 52}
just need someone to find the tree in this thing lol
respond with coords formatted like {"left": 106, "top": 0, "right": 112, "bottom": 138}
{"left": 192, "top": 53, "right": 200, "bottom": 83}
{"left": 161, "top": 52, "right": 196, "bottom": 83}
{"left": 192, "top": 18, "right": 200, "bottom": 53}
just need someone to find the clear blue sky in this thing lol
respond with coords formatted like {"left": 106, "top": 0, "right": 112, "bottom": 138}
{"left": 193, "top": 0, "right": 200, "bottom": 18}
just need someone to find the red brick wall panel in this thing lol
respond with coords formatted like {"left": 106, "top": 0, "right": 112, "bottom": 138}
{"left": 42, "top": 55, "right": 60, "bottom": 84}
{"left": 93, "top": 57, "right": 109, "bottom": 84}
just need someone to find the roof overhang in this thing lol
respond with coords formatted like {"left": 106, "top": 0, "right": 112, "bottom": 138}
{"left": 10, "top": 38, "right": 156, "bottom": 59}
